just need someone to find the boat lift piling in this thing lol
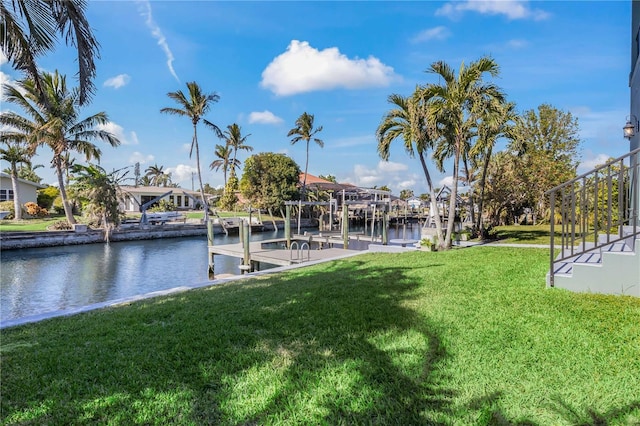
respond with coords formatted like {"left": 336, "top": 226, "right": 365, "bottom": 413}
{"left": 207, "top": 219, "right": 215, "bottom": 279}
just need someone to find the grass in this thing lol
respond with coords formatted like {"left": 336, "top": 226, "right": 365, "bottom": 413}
{"left": 0, "top": 211, "right": 279, "bottom": 231}
{"left": 2, "top": 247, "right": 639, "bottom": 425}
{"left": 0, "top": 216, "right": 68, "bottom": 232}
{"left": 488, "top": 224, "right": 556, "bottom": 245}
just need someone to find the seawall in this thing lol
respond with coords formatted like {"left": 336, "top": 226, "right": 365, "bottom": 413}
{"left": 0, "top": 219, "right": 317, "bottom": 250}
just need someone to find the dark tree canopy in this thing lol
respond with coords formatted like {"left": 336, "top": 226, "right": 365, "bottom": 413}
{"left": 239, "top": 153, "right": 300, "bottom": 214}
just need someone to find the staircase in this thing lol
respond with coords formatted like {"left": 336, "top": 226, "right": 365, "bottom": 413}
{"left": 546, "top": 148, "right": 640, "bottom": 296}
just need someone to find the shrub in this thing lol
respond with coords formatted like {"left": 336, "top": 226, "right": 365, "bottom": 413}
{"left": 48, "top": 220, "right": 72, "bottom": 230}
{"left": 24, "top": 202, "right": 49, "bottom": 217}
{"left": 148, "top": 199, "right": 176, "bottom": 212}
{"left": 37, "top": 186, "right": 59, "bottom": 209}
{"left": 0, "top": 200, "right": 15, "bottom": 219}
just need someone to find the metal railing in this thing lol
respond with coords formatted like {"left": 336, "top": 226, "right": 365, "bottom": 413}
{"left": 547, "top": 147, "right": 640, "bottom": 286}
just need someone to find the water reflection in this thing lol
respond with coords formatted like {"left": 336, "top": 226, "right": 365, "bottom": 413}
{"left": 1, "top": 225, "right": 423, "bottom": 322}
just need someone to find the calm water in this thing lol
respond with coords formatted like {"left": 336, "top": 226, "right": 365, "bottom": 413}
{"left": 0, "top": 224, "right": 423, "bottom": 323}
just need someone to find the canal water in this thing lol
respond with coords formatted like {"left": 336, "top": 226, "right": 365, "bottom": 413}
{"left": 0, "top": 224, "right": 423, "bottom": 323}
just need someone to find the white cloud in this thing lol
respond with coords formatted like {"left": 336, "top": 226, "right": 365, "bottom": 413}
{"left": 137, "top": 0, "right": 179, "bottom": 82}
{"left": 104, "top": 74, "right": 131, "bottom": 89}
{"left": 129, "top": 152, "right": 154, "bottom": 164}
{"left": 248, "top": 110, "right": 283, "bottom": 125}
{"left": 347, "top": 161, "right": 421, "bottom": 194}
{"left": 436, "top": 1, "right": 550, "bottom": 21}
{"left": 0, "top": 50, "right": 7, "bottom": 66}
{"left": 167, "top": 164, "right": 197, "bottom": 183}
{"left": 398, "top": 179, "right": 417, "bottom": 189}
{"left": 411, "top": 26, "right": 451, "bottom": 43}
{"left": 438, "top": 176, "right": 454, "bottom": 187}
{"left": 260, "top": 40, "right": 397, "bottom": 96}
{"left": 577, "top": 153, "right": 611, "bottom": 174}
{"left": 378, "top": 160, "right": 408, "bottom": 173}
{"left": 96, "top": 122, "right": 139, "bottom": 145}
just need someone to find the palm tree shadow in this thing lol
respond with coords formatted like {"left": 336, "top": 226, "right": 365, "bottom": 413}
{"left": 548, "top": 397, "right": 640, "bottom": 426}
{"left": 193, "top": 259, "right": 456, "bottom": 424}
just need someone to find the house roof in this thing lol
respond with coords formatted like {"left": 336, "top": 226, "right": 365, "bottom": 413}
{"left": 0, "top": 172, "right": 47, "bottom": 189}
{"left": 299, "top": 172, "right": 351, "bottom": 192}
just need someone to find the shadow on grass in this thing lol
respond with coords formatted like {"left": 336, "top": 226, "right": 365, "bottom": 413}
{"left": 465, "top": 392, "right": 640, "bottom": 426}
{"left": 2, "top": 258, "right": 455, "bottom": 424}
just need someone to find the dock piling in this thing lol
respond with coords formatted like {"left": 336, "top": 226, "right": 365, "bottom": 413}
{"left": 207, "top": 219, "right": 215, "bottom": 279}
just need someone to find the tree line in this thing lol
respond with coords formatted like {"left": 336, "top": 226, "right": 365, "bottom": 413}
{"left": 1, "top": 1, "right": 583, "bottom": 251}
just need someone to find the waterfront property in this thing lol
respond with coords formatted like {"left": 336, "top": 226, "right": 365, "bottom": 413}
{"left": 2, "top": 247, "right": 639, "bottom": 424}
{"left": 0, "top": 172, "right": 46, "bottom": 204}
{"left": 118, "top": 185, "right": 203, "bottom": 212}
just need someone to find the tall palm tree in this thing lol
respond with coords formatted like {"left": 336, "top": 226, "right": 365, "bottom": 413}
{"left": 0, "top": 142, "right": 32, "bottom": 220}
{"left": 471, "top": 101, "right": 517, "bottom": 235}
{"left": 161, "top": 82, "right": 222, "bottom": 221}
{"left": 209, "top": 143, "right": 239, "bottom": 190}
{"left": 288, "top": 112, "right": 324, "bottom": 198}
{"left": 145, "top": 164, "right": 170, "bottom": 186}
{"left": 1, "top": 0, "right": 99, "bottom": 105}
{"left": 223, "top": 123, "right": 252, "bottom": 179}
{"left": 419, "top": 57, "right": 505, "bottom": 249}
{"left": 288, "top": 112, "right": 323, "bottom": 233}
{"left": 0, "top": 71, "right": 120, "bottom": 224}
{"left": 376, "top": 93, "right": 444, "bottom": 248}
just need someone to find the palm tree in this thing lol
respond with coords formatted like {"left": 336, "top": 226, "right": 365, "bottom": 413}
{"left": 71, "top": 163, "right": 128, "bottom": 237}
{"left": 288, "top": 112, "right": 323, "bottom": 234}
{"left": 288, "top": 112, "right": 324, "bottom": 198}
{"left": 223, "top": 123, "right": 252, "bottom": 179}
{"left": 419, "top": 57, "right": 505, "bottom": 249}
{"left": 209, "top": 143, "right": 239, "bottom": 190}
{"left": 161, "top": 82, "right": 222, "bottom": 221}
{"left": 0, "top": 71, "right": 120, "bottom": 225}
{"left": 145, "top": 164, "right": 171, "bottom": 187}
{"left": 0, "top": 142, "right": 32, "bottom": 220}
{"left": 376, "top": 93, "right": 445, "bottom": 248}
{"left": 1, "top": 0, "right": 99, "bottom": 105}
{"left": 471, "top": 101, "right": 517, "bottom": 236}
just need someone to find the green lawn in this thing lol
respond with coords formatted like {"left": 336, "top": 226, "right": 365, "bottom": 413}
{"left": 2, "top": 247, "right": 639, "bottom": 425}
{"left": 489, "top": 224, "right": 556, "bottom": 245}
{"left": 0, "top": 216, "right": 68, "bottom": 232}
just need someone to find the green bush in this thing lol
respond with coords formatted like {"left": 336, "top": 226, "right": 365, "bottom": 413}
{"left": 0, "top": 200, "right": 15, "bottom": 219}
{"left": 37, "top": 186, "right": 59, "bottom": 209}
{"left": 148, "top": 199, "right": 176, "bottom": 212}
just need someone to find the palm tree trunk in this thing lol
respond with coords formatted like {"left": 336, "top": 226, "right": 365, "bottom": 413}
{"left": 10, "top": 165, "right": 22, "bottom": 221}
{"left": 297, "top": 140, "right": 310, "bottom": 235}
{"left": 418, "top": 152, "right": 443, "bottom": 246}
{"left": 462, "top": 155, "right": 476, "bottom": 231}
{"left": 193, "top": 126, "right": 209, "bottom": 223}
{"left": 444, "top": 138, "right": 461, "bottom": 249}
{"left": 55, "top": 156, "right": 76, "bottom": 225}
{"left": 476, "top": 147, "right": 492, "bottom": 237}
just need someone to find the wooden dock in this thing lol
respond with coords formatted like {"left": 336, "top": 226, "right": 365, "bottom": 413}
{"left": 208, "top": 236, "right": 365, "bottom": 271}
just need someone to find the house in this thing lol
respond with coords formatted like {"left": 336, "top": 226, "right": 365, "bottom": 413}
{"left": 0, "top": 172, "right": 47, "bottom": 205}
{"left": 546, "top": 4, "right": 640, "bottom": 296}
{"left": 118, "top": 185, "right": 203, "bottom": 213}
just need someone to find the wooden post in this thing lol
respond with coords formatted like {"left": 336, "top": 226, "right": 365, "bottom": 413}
{"left": 242, "top": 220, "right": 251, "bottom": 273}
{"left": 207, "top": 219, "right": 214, "bottom": 279}
{"left": 285, "top": 204, "right": 291, "bottom": 249}
{"left": 382, "top": 207, "right": 388, "bottom": 245}
{"left": 342, "top": 201, "right": 349, "bottom": 249}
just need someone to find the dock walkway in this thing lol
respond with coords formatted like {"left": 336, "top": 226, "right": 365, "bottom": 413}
{"left": 208, "top": 236, "right": 354, "bottom": 267}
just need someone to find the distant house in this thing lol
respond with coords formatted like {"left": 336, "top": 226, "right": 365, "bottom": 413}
{"left": 118, "top": 185, "right": 203, "bottom": 212}
{"left": 0, "top": 172, "right": 47, "bottom": 205}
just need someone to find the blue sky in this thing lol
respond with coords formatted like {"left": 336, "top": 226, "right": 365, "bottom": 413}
{"left": 0, "top": 0, "right": 634, "bottom": 195}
